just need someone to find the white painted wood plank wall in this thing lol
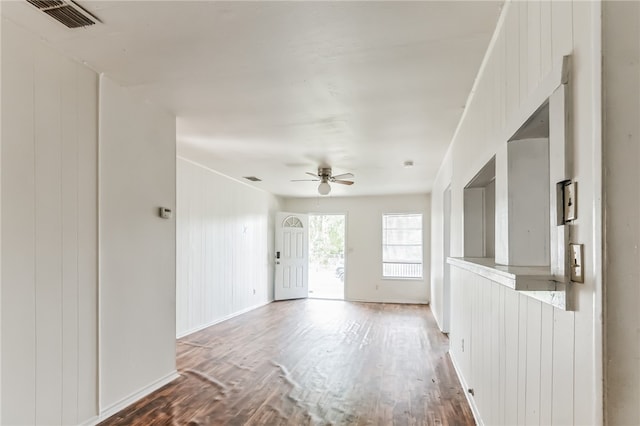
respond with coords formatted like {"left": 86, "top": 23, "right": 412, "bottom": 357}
{"left": 432, "top": 1, "right": 602, "bottom": 424}
{"left": 176, "top": 158, "right": 282, "bottom": 338}
{"left": 99, "top": 76, "right": 177, "bottom": 413}
{"left": 603, "top": 2, "right": 640, "bottom": 424}
{"left": 1, "top": 20, "right": 98, "bottom": 425}
{"left": 451, "top": 268, "right": 580, "bottom": 425}
{"left": 1, "top": 4, "right": 4, "bottom": 421}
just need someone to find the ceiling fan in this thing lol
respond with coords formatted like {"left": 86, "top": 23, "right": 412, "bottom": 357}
{"left": 291, "top": 167, "right": 354, "bottom": 195}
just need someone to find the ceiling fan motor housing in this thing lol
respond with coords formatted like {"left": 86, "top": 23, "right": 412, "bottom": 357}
{"left": 318, "top": 167, "right": 332, "bottom": 180}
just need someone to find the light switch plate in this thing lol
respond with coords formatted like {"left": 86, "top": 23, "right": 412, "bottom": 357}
{"left": 563, "top": 181, "right": 577, "bottom": 222}
{"left": 159, "top": 207, "right": 172, "bottom": 219}
{"left": 570, "top": 243, "right": 584, "bottom": 283}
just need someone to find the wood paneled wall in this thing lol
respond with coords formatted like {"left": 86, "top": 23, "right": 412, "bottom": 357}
{"left": 176, "top": 158, "right": 282, "bottom": 338}
{"left": 451, "top": 268, "right": 575, "bottom": 425}
{"left": 431, "top": 1, "right": 602, "bottom": 424}
{"left": 602, "top": 2, "right": 640, "bottom": 424}
{"left": 99, "top": 76, "right": 177, "bottom": 414}
{"left": 1, "top": 20, "right": 98, "bottom": 425}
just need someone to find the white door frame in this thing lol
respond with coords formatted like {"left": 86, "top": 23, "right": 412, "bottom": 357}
{"left": 443, "top": 185, "right": 452, "bottom": 333}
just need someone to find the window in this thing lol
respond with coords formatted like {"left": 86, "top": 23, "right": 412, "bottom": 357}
{"left": 283, "top": 216, "right": 303, "bottom": 228}
{"left": 382, "top": 213, "right": 423, "bottom": 279}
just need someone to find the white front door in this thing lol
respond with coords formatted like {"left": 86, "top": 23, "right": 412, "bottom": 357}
{"left": 274, "top": 212, "right": 309, "bottom": 300}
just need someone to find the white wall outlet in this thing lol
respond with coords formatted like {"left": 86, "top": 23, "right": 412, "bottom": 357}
{"left": 570, "top": 243, "right": 584, "bottom": 283}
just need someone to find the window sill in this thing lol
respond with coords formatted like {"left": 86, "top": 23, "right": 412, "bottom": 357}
{"left": 446, "top": 257, "right": 571, "bottom": 310}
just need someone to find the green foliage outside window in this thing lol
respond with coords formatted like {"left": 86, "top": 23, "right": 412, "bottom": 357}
{"left": 308, "top": 215, "right": 345, "bottom": 267}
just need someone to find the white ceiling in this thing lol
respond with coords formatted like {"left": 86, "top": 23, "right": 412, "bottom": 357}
{"left": 2, "top": 0, "right": 502, "bottom": 198}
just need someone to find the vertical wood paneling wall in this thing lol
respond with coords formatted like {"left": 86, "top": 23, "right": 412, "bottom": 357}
{"left": 1, "top": 20, "right": 98, "bottom": 425}
{"left": 602, "top": 2, "right": 640, "bottom": 424}
{"left": 451, "top": 268, "right": 576, "bottom": 425}
{"left": 431, "top": 1, "right": 602, "bottom": 424}
{"left": 99, "top": 76, "right": 177, "bottom": 414}
{"left": 1, "top": 5, "right": 4, "bottom": 422}
{"left": 176, "top": 158, "right": 282, "bottom": 338}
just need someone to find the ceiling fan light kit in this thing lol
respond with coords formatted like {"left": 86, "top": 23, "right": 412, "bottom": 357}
{"left": 318, "top": 181, "right": 331, "bottom": 195}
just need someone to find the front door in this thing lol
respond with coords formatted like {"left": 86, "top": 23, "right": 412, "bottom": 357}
{"left": 274, "top": 212, "right": 309, "bottom": 300}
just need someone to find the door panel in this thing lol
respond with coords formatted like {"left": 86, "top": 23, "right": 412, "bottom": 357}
{"left": 275, "top": 212, "right": 308, "bottom": 300}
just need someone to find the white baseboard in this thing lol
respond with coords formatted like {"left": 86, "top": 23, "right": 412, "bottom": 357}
{"left": 433, "top": 313, "right": 450, "bottom": 334}
{"left": 88, "top": 370, "right": 180, "bottom": 425}
{"left": 177, "top": 299, "right": 273, "bottom": 339}
{"left": 346, "top": 297, "right": 429, "bottom": 305}
{"left": 80, "top": 415, "right": 98, "bottom": 426}
{"left": 80, "top": 301, "right": 273, "bottom": 425}
{"left": 449, "top": 351, "right": 482, "bottom": 426}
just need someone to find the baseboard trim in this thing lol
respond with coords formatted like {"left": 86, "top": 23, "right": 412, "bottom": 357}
{"left": 449, "top": 351, "right": 482, "bottom": 426}
{"left": 90, "top": 370, "right": 180, "bottom": 425}
{"left": 177, "top": 299, "right": 273, "bottom": 339}
{"left": 80, "top": 415, "right": 98, "bottom": 426}
{"left": 431, "top": 308, "right": 449, "bottom": 334}
{"left": 346, "top": 297, "right": 429, "bottom": 305}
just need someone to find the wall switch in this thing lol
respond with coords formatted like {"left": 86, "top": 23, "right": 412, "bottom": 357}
{"left": 159, "top": 207, "right": 172, "bottom": 219}
{"left": 563, "top": 181, "right": 577, "bottom": 222}
{"left": 570, "top": 244, "right": 584, "bottom": 283}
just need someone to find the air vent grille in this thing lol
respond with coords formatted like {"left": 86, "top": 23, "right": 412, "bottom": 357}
{"left": 243, "top": 176, "right": 262, "bottom": 182}
{"left": 27, "top": 0, "right": 65, "bottom": 8}
{"left": 26, "top": 0, "right": 99, "bottom": 28}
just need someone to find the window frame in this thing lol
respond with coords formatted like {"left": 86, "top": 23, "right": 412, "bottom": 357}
{"left": 381, "top": 212, "right": 424, "bottom": 280}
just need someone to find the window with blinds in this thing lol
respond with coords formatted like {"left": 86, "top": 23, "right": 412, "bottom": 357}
{"left": 382, "top": 213, "right": 423, "bottom": 279}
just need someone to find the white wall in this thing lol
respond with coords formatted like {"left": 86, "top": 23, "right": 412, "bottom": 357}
{"left": 431, "top": 1, "right": 602, "bottom": 424}
{"left": 603, "top": 2, "right": 640, "bottom": 424}
{"left": 176, "top": 158, "right": 282, "bottom": 337}
{"left": 1, "top": 19, "right": 98, "bottom": 425}
{"left": 431, "top": 150, "right": 453, "bottom": 331}
{"left": 284, "top": 194, "right": 430, "bottom": 304}
{"left": 505, "top": 138, "right": 550, "bottom": 266}
{"left": 99, "top": 76, "right": 177, "bottom": 414}
{"left": 0, "top": 7, "right": 3, "bottom": 422}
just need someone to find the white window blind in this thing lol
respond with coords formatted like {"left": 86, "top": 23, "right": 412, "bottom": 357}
{"left": 382, "top": 213, "right": 423, "bottom": 279}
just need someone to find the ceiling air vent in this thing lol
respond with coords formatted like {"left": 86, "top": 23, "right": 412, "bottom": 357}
{"left": 26, "top": 0, "right": 100, "bottom": 28}
{"left": 243, "top": 176, "right": 262, "bottom": 182}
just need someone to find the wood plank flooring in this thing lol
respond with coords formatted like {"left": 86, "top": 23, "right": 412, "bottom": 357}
{"left": 99, "top": 300, "right": 474, "bottom": 425}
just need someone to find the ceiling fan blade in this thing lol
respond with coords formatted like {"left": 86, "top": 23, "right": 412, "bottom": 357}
{"left": 305, "top": 172, "right": 319, "bottom": 178}
{"left": 332, "top": 173, "right": 354, "bottom": 180}
{"left": 291, "top": 179, "right": 320, "bottom": 182}
{"left": 333, "top": 180, "right": 354, "bottom": 185}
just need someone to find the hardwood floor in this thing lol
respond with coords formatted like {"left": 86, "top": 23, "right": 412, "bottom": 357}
{"left": 99, "top": 300, "right": 474, "bottom": 425}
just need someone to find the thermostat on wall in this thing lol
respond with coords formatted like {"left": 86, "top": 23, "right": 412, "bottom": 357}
{"left": 159, "top": 207, "right": 173, "bottom": 219}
